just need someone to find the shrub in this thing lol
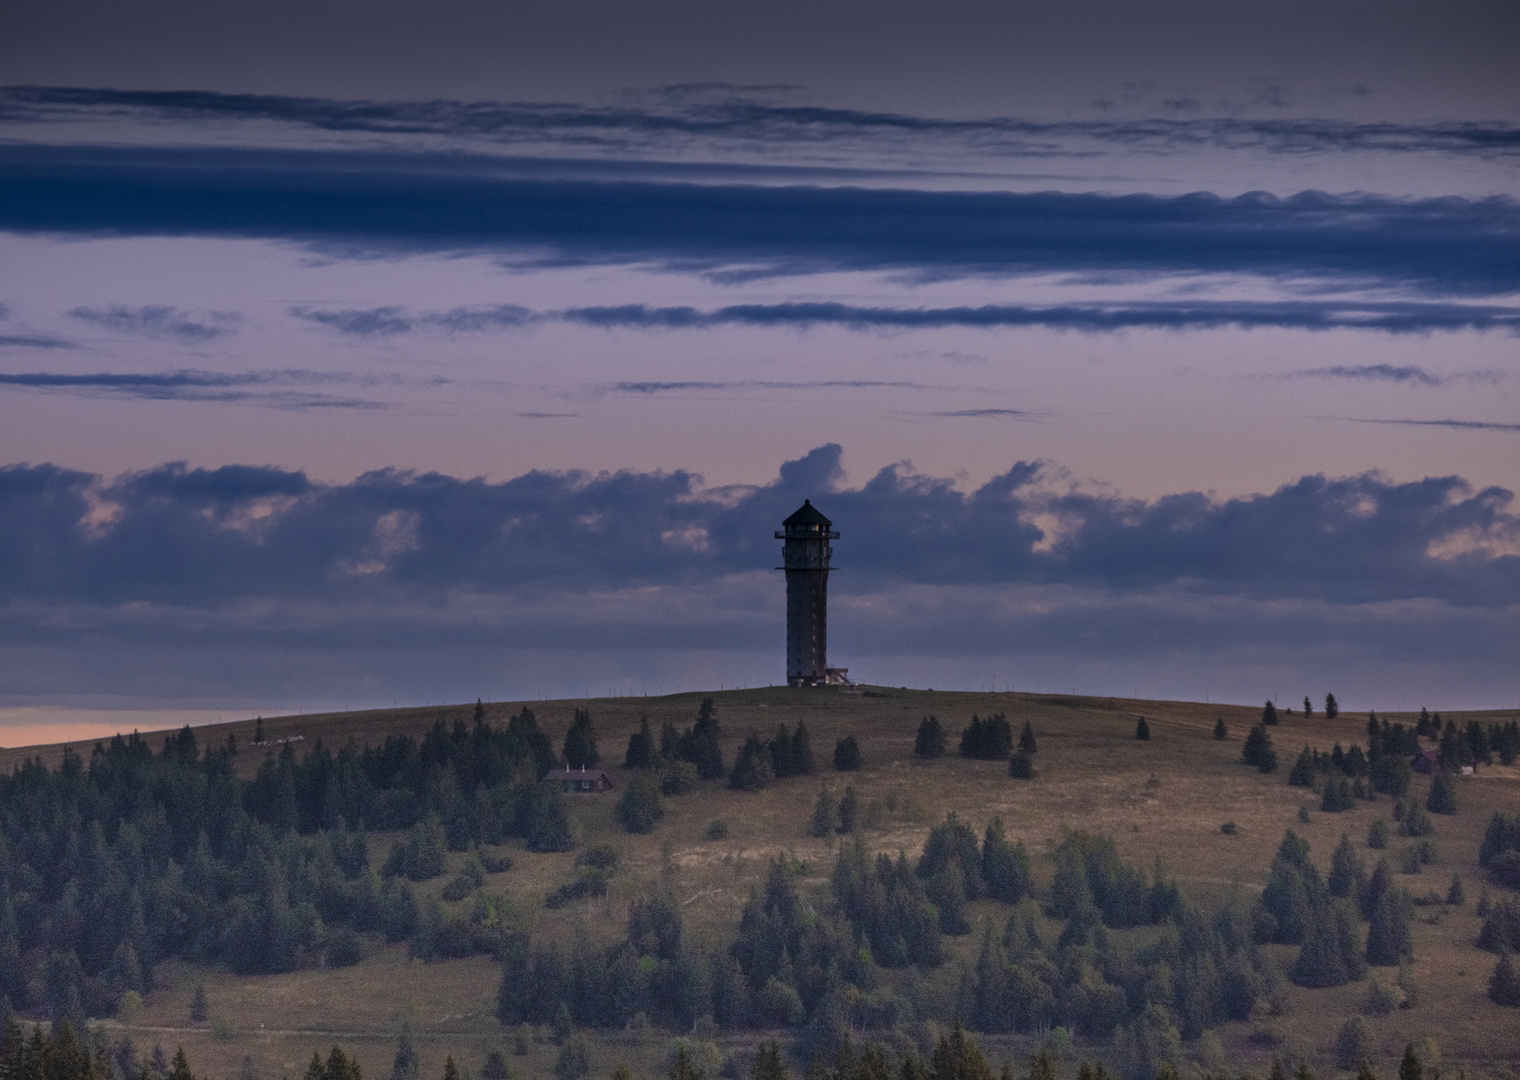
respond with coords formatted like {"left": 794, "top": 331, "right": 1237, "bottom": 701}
{"left": 833, "top": 736, "right": 862, "bottom": 771}
{"left": 545, "top": 872, "right": 609, "bottom": 909}
{"left": 1335, "top": 1017, "right": 1372, "bottom": 1069}
{"left": 1220, "top": 821, "right": 1239, "bottom": 836}
{"left": 914, "top": 716, "right": 947, "bottom": 758}
{"left": 703, "top": 819, "right": 729, "bottom": 840}
{"left": 1008, "top": 752, "right": 1034, "bottom": 779}
{"left": 617, "top": 773, "right": 665, "bottom": 834}
{"left": 1364, "top": 977, "right": 1404, "bottom": 1015}
{"left": 327, "top": 929, "right": 365, "bottom": 968}
{"left": 384, "top": 815, "right": 448, "bottom": 880}
{"left": 1322, "top": 778, "right": 1354, "bottom": 813}
{"left": 576, "top": 843, "right": 622, "bottom": 871}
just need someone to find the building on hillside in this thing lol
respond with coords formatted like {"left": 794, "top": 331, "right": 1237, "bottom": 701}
{"left": 776, "top": 500, "right": 851, "bottom": 687}
{"left": 1411, "top": 749, "right": 1440, "bottom": 774}
{"left": 544, "top": 766, "right": 615, "bottom": 793}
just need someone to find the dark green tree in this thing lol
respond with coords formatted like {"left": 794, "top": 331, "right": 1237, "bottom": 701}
{"left": 624, "top": 716, "right": 656, "bottom": 770}
{"left": 563, "top": 709, "right": 600, "bottom": 769}
{"left": 1242, "top": 725, "right": 1277, "bottom": 772}
{"left": 525, "top": 783, "right": 576, "bottom": 852}
{"left": 1448, "top": 872, "right": 1465, "bottom": 905}
{"left": 1328, "top": 834, "right": 1365, "bottom": 898}
{"left": 1017, "top": 722, "right": 1037, "bottom": 755}
{"left": 837, "top": 786, "right": 858, "bottom": 834}
{"left": 980, "top": 819, "right": 1031, "bottom": 904}
{"left": 809, "top": 789, "right": 839, "bottom": 838}
{"left": 616, "top": 773, "right": 665, "bottom": 834}
{"left": 833, "top": 736, "right": 862, "bottom": 772}
{"left": 730, "top": 736, "right": 773, "bottom": 791}
{"left": 915, "top": 716, "right": 947, "bottom": 758}
{"left": 929, "top": 1022, "right": 994, "bottom": 1080}
{"left": 1366, "top": 887, "right": 1414, "bottom": 966}
{"left": 1398, "top": 1045, "right": 1422, "bottom": 1080}
{"left": 391, "top": 1032, "right": 421, "bottom": 1080}
{"left": 1303, "top": 697, "right": 1314, "bottom": 717}
{"left": 1490, "top": 947, "right": 1520, "bottom": 1006}
{"left": 751, "top": 1041, "right": 789, "bottom": 1080}
{"left": 1213, "top": 718, "right": 1228, "bottom": 740}
{"left": 1325, "top": 693, "right": 1340, "bottom": 718}
{"left": 1007, "top": 752, "right": 1034, "bottom": 779}
{"left": 1262, "top": 700, "right": 1279, "bottom": 726}
{"left": 1426, "top": 771, "right": 1457, "bottom": 815}
{"left": 1134, "top": 717, "right": 1150, "bottom": 741}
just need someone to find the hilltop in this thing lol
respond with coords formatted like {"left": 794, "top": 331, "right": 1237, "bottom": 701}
{"left": 1, "top": 687, "right": 1516, "bottom": 1080}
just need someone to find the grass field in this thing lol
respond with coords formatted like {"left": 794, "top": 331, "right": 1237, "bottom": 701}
{"left": 6, "top": 687, "right": 1518, "bottom": 1079}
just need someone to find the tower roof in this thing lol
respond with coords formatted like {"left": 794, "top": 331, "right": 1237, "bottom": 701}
{"left": 782, "top": 499, "right": 832, "bottom": 528}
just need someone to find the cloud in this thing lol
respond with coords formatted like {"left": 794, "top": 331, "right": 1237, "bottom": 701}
{"left": 931, "top": 409, "right": 1044, "bottom": 418}
{"left": 1, "top": 447, "right": 1515, "bottom": 708}
{"left": 1, "top": 445, "right": 1514, "bottom": 611}
{"left": 6, "top": 85, "right": 1518, "bottom": 161}
{"left": 4, "top": 145, "right": 1518, "bottom": 295}
{"left": 0, "top": 369, "right": 387, "bottom": 410}
{"left": 68, "top": 304, "right": 241, "bottom": 341}
{"left": 1345, "top": 418, "right": 1520, "bottom": 432}
{"left": 609, "top": 380, "right": 935, "bottom": 395}
{"left": 296, "top": 299, "right": 1520, "bottom": 338}
{"left": 0, "top": 334, "right": 73, "bottom": 348}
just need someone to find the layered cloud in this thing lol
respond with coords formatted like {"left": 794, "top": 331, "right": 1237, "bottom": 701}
{"left": 3, "top": 445, "right": 1514, "bottom": 608}
{"left": 6, "top": 85, "right": 1518, "bottom": 162}
{"left": 2, "top": 446, "right": 1514, "bottom": 708}
{"left": 4, "top": 144, "right": 1518, "bottom": 295}
{"left": 0, "top": 370, "right": 388, "bottom": 410}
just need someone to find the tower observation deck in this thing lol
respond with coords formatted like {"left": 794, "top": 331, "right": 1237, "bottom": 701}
{"left": 776, "top": 500, "right": 848, "bottom": 687}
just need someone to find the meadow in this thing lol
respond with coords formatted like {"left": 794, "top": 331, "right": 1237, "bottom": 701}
{"left": 3, "top": 687, "right": 1516, "bottom": 1080}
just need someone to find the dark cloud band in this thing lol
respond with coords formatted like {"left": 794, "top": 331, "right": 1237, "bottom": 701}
{"left": 3, "top": 145, "right": 1517, "bottom": 295}
{"left": 6, "top": 85, "right": 1517, "bottom": 161}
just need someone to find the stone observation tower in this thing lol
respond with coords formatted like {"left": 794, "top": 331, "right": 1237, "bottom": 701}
{"left": 776, "top": 500, "right": 849, "bottom": 687}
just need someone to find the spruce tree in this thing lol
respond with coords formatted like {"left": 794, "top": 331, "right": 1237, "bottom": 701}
{"left": 563, "top": 709, "right": 600, "bottom": 769}
{"left": 1018, "top": 722, "right": 1037, "bottom": 754}
{"left": 1325, "top": 693, "right": 1340, "bottom": 719}
{"left": 981, "top": 819, "right": 1031, "bottom": 903}
{"left": 1135, "top": 717, "right": 1150, "bottom": 741}
{"left": 837, "top": 785, "right": 858, "bottom": 834}
{"left": 915, "top": 716, "right": 947, "bottom": 758}
{"left": 751, "top": 1041, "right": 789, "bottom": 1080}
{"left": 1426, "top": 771, "right": 1457, "bottom": 815}
{"left": 1262, "top": 700, "right": 1278, "bottom": 726}
{"left": 1328, "top": 834, "right": 1364, "bottom": 898}
{"left": 1242, "top": 724, "right": 1277, "bottom": 772}
{"left": 1447, "top": 872, "right": 1465, "bottom": 906}
{"left": 1303, "top": 697, "right": 1314, "bottom": 717}
{"left": 1490, "top": 947, "right": 1520, "bottom": 1006}
{"left": 1366, "top": 888, "right": 1414, "bottom": 966}
{"left": 1213, "top": 717, "right": 1228, "bottom": 740}
{"left": 729, "top": 735, "right": 773, "bottom": 791}
{"left": 833, "top": 736, "right": 862, "bottom": 772}
{"left": 1008, "top": 752, "right": 1034, "bottom": 779}
{"left": 1398, "top": 1045, "right": 1422, "bottom": 1080}
{"left": 617, "top": 773, "right": 665, "bottom": 834}
{"left": 809, "top": 789, "right": 839, "bottom": 838}
{"left": 624, "top": 716, "right": 656, "bottom": 770}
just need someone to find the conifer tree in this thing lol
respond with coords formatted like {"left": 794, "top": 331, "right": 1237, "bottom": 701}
{"left": 1328, "top": 834, "right": 1364, "bottom": 898}
{"left": 1447, "top": 872, "right": 1465, "bottom": 906}
{"left": 809, "top": 789, "right": 839, "bottom": 838}
{"left": 1426, "top": 771, "right": 1457, "bottom": 815}
{"left": 1134, "top": 717, "right": 1150, "bottom": 741}
{"left": 1303, "top": 697, "right": 1314, "bottom": 717}
{"left": 1017, "top": 722, "right": 1037, "bottom": 755}
{"left": 617, "top": 773, "right": 665, "bottom": 834}
{"left": 1325, "top": 693, "right": 1340, "bottom": 719}
{"left": 1242, "top": 724, "right": 1277, "bottom": 772}
{"left": 1262, "top": 700, "right": 1278, "bottom": 725}
{"left": 1213, "top": 717, "right": 1228, "bottom": 740}
{"left": 915, "top": 716, "right": 947, "bottom": 758}
{"left": 837, "top": 785, "right": 858, "bottom": 834}
{"left": 1008, "top": 752, "right": 1034, "bottom": 779}
{"left": 1366, "top": 888, "right": 1414, "bottom": 966}
{"left": 563, "top": 709, "right": 600, "bottom": 769}
{"left": 981, "top": 818, "right": 1031, "bottom": 904}
{"left": 1398, "top": 1045, "right": 1422, "bottom": 1080}
{"left": 751, "top": 1041, "right": 789, "bottom": 1080}
{"left": 1490, "top": 947, "right": 1520, "bottom": 1006}
{"left": 624, "top": 716, "right": 656, "bottom": 770}
{"left": 833, "top": 736, "right": 862, "bottom": 772}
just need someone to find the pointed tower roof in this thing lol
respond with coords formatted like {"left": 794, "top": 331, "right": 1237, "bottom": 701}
{"left": 782, "top": 499, "right": 832, "bottom": 528}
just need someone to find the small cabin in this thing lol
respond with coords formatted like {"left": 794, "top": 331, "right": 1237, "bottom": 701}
{"left": 545, "top": 767, "right": 615, "bottom": 794}
{"left": 1411, "top": 749, "right": 1439, "bottom": 775}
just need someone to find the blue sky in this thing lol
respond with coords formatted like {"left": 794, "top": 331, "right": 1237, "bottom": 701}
{"left": 0, "top": 0, "right": 1516, "bottom": 736}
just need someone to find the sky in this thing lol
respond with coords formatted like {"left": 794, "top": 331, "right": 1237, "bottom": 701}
{"left": 0, "top": 0, "right": 1517, "bottom": 742}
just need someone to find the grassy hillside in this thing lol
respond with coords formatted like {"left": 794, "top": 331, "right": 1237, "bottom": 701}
{"left": 4, "top": 687, "right": 1518, "bottom": 1079}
